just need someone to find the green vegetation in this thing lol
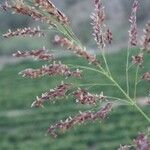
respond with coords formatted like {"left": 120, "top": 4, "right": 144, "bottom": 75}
{"left": 0, "top": 49, "right": 149, "bottom": 150}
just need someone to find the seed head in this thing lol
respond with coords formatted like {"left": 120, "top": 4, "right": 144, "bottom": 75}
{"left": 31, "top": 83, "right": 71, "bottom": 107}
{"left": 47, "top": 103, "right": 113, "bottom": 138}
{"left": 91, "top": 0, "right": 112, "bottom": 48}
{"left": 141, "top": 21, "right": 150, "bottom": 52}
{"left": 3, "top": 26, "right": 45, "bottom": 38}
{"left": 54, "top": 35, "right": 99, "bottom": 65}
{"left": 13, "top": 48, "right": 54, "bottom": 61}
{"left": 129, "top": 0, "right": 139, "bottom": 46}
{"left": 19, "top": 62, "right": 82, "bottom": 78}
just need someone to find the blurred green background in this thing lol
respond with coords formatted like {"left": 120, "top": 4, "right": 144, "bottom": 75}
{"left": 0, "top": 0, "right": 150, "bottom": 150}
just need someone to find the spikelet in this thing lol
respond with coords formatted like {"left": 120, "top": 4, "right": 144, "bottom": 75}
{"left": 132, "top": 53, "right": 143, "bottom": 66}
{"left": 74, "top": 89, "right": 106, "bottom": 105}
{"left": 142, "top": 72, "right": 150, "bottom": 82}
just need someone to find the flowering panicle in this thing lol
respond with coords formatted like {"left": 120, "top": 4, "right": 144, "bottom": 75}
{"left": 54, "top": 35, "right": 99, "bottom": 65}
{"left": 129, "top": 0, "right": 139, "bottom": 46}
{"left": 142, "top": 72, "right": 150, "bottom": 82}
{"left": 141, "top": 21, "right": 150, "bottom": 52}
{"left": 3, "top": 27, "right": 45, "bottom": 38}
{"left": 13, "top": 48, "right": 54, "bottom": 61}
{"left": 119, "top": 133, "right": 150, "bottom": 150}
{"left": 19, "top": 62, "right": 82, "bottom": 78}
{"left": 31, "top": 83, "right": 71, "bottom": 107}
{"left": 91, "top": 0, "right": 112, "bottom": 48}
{"left": 134, "top": 133, "right": 150, "bottom": 150}
{"left": 47, "top": 103, "right": 113, "bottom": 138}
{"left": 132, "top": 53, "right": 143, "bottom": 66}
{"left": 35, "top": 0, "right": 69, "bottom": 25}
{"left": 1, "top": 1, "right": 55, "bottom": 27}
{"left": 74, "top": 89, "right": 106, "bottom": 105}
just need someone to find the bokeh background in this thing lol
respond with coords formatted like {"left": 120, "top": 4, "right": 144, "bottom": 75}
{"left": 0, "top": 0, "right": 150, "bottom": 150}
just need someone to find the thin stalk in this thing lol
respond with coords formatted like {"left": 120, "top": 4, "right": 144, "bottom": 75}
{"left": 68, "top": 64, "right": 105, "bottom": 75}
{"left": 107, "top": 96, "right": 132, "bottom": 105}
{"left": 126, "top": 45, "right": 130, "bottom": 95}
{"left": 64, "top": 25, "right": 84, "bottom": 48}
{"left": 101, "top": 49, "right": 111, "bottom": 75}
{"left": 134, "top": 65, "right": 139, "bottom": 100}
{"left": 74, "top": 83, "right": 115, "bottom": 88}
{"left": 134, "top": 104, "right": 150, "bottom": 122}
{"left": 104, "top": 72, "right": 150, "bottom": 122}
{"left": 127, "top": 63, "right": 134, "bottom": 71}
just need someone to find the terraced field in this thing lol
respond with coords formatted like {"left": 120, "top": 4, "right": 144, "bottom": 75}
{"left": 0, "top": 49, "right": 149, "bottom": 150}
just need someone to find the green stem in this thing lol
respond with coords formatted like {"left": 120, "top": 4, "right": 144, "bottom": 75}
{"left": 101, "top": 49, "right": 111, "bottom": 75}
{"left": 74, "top": 83, "right": 115, "bottom": 88}
{"left": 134, "top": 104, "right": 150, "bottom": 122}
{"left": 106, "top": 96, "right": 132, "bottom": 105}
{"left": 134, "top": 65, "right": 139, "bottom": 100}
{"left": 126, "top": 46, "right": 130, "bottom": 95}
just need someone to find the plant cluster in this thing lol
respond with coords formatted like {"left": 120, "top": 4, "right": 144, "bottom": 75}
{"left": 1, "top": 0, "right": 150, "bottom": 148}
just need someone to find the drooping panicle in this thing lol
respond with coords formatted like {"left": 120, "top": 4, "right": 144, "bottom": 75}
{"left": 3, "top": 27, "right": 45, "bottom": 38}
{"left": 129, "top": 0, "right": 139, "bottom": 46}
{"left": 19, "top": 62, "right": 82, "bottom": 79}
{"left": 1, "top": 1, "right": 55, "bottom": 27}
{"left": 141, "top": 21, "right": 150, "bottom": 52}
{"left": 31, "top": 83, "right": 71, "bottom": 107}
{"left": 91, "top": 0, "right": 112, "bottom": 48}
{"left": 13, "top": 48, "right": 54, "bottom": 61}
{"left": 35, "top": 0, "right": 69, "bottom": 25}
{"left": 47, "top": 103, "right": 113, "bottom": 138}
{"left": 74, "top": 89, "right": 106, "bottom": 105}
{"left": 54, "top": 35, "right": 99, "bottom": 65}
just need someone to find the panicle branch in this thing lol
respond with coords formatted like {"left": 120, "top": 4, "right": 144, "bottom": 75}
{"left": 19, "top": 62, "right": 82, "bottom": 78}
{"left": 31, "top": 83, "right": 71, "bottom": 107}
{"left": 13, "top": 48, "right": 54, "bottom": 61}
{"left": 35, "top": 0, "right": 69, "bottom": 25}
{"left": 3, "top": 26, "right": 45, "bottom": 38}
{"left": 91, "top": 0, "right": 112, "bottom": 48}
{"left": 129, "top": 0, "right": 139, "bottom": 46}
{"left": 1, "top": 1, "right": 55, "bottom": 27}
{"left": 47, "top": 103, "right": 113, "bottom": 138}
{"left": 54, "top": 35, "right": 99, "bottom": 65}
{"left": 141, "top": 21, "right": 150, "bottom": 52}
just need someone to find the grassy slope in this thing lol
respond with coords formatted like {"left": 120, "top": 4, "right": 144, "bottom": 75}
{"left": 0, "top": 49, "right": 149, "bottom": 150}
